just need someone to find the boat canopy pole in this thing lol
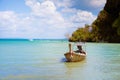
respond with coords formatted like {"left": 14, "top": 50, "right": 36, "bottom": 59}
{"left": 69, "top": 43, "right": 72, "bottom": 53}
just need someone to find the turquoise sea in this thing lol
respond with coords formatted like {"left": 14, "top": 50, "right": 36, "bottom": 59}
{"left": 0, "top": 39, "right": 120, "bottom": 80}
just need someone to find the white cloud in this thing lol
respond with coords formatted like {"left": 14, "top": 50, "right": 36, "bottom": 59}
{"left": 60, "top": 7, "right": 96, "bottom": 27}
{"left": 70, "top": 10, "right": 96, "bottom": 24}
{"left": 89, "top": 0, "right": 106, "bottom": 7}
{"left": 0, "top": 0, "right": 97, "bottom": 39}
{"left": 51, "top": 0, "right": 72, "bottom": 8}
{"left": 25, "top": 0, "right": 66, "bottom": 28}
{"left": 25, "top": 0, "right": 57, "bottom": 17}
{"left": 0, "top": 11, "right": 39, "bottom": 38}
{"left": 0, "top": 11, "right": 18, "bottom": 31}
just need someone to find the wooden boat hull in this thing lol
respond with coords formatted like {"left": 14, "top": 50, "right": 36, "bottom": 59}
{"left": 64, "top": 52, "right": 86, "bottom": 62}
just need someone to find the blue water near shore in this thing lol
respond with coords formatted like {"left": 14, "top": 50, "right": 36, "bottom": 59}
{"left": 0, "top": 39, "right": 120, "bottom": 80}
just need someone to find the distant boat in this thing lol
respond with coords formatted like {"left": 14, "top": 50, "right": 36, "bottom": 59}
{"left": 29, "top": 39, "right": 34, "bottom": 41}
{"left": 64, "top": 43, "right": 86, "bottom": 62}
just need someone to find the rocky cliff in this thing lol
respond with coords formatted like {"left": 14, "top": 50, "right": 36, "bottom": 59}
{"left": 69, "top": 0, "right": 120, "bottom": 43}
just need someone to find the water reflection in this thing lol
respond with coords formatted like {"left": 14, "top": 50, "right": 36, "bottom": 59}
{"left": 63, "top": 59, "right": 87, "bottom": 80}
{"left": 61, "top": 58, "right": 67, "bottom": 62}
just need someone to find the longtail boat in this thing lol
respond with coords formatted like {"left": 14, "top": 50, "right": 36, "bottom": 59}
{"left": 64, "top": 43, "right": 86, "bottom": 62}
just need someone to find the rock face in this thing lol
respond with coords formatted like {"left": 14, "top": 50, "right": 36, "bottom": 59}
{"left": 69, "top": 0, "right": 120, "bottom": 43}
{"left": 104, "top": 0, "right": 120, "bottom": 17}
{"left": 92, "top": 0, "right": 120, "bottom": 42}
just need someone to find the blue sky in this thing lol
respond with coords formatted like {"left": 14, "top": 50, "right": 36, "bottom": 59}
{"left": 0, "top": 0, "right": 106, "bottom": 39}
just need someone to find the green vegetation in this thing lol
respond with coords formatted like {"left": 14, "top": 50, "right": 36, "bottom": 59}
{"left": 113, "top": 15, "right": 120, "bottom": 35}
{"left": 69, "top": 24, "right": 92, "bottom": 42}
{"left": 69, "top": 0, "right": 120, "bottom": 43}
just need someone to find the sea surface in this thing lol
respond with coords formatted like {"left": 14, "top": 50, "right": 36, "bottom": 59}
{"left": 0, "top": 39, "right": 120, "bottom": 80}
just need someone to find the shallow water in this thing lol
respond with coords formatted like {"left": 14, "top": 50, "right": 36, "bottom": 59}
{"left": 0, "top": 39, "right": 120, "bottom": 80}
